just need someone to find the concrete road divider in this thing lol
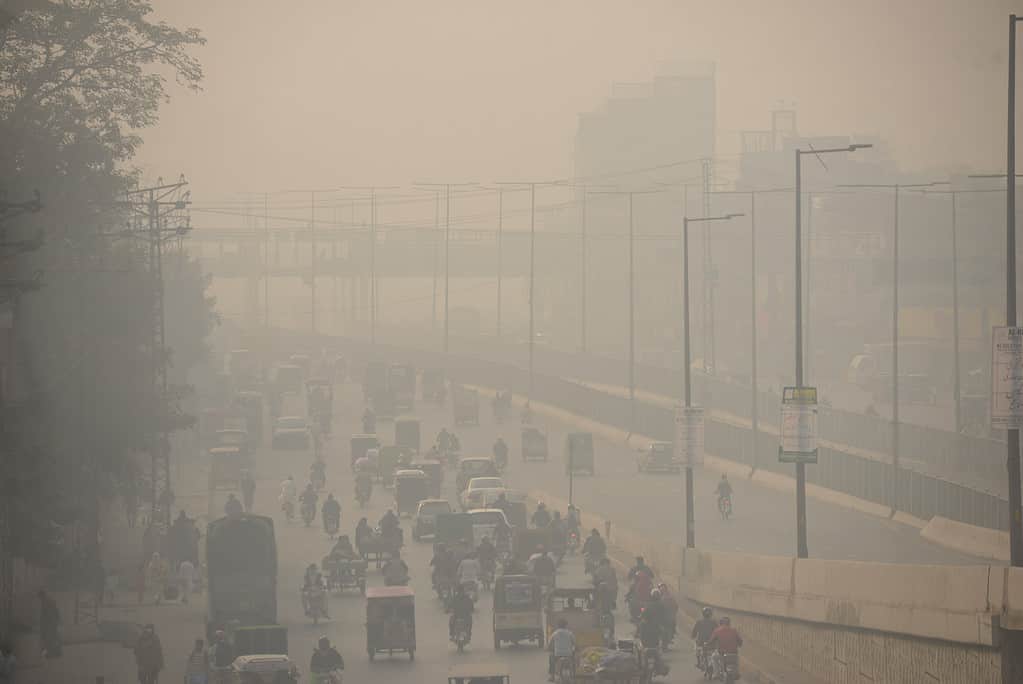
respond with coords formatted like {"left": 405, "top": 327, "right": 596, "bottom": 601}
{"left": 920, "top": 515, "right": 1010, "bottom": 563}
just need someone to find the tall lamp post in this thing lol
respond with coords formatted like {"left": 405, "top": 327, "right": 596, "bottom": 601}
{"left": 682, "top": 212, "right": 744, "bottom": 548}
{"left": 591, "top": 188, "right": 662, "bottom": 434}
{"left": 1007, "top": 13, "right": 1023, "bottom": 568}
{"left": 794, "top": 144, "right": 871, "bottom": 558}
{"left": 839, "top": 180, "right": 942, "bottom": 516}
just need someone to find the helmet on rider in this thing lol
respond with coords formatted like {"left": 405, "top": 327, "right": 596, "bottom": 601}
{"left": 214, "top": 629, "right": 226, "bottom": 642}
{"left": 720, "top": 616, "right": 731, "bottom": 626}
{"left": 650, "top": 589, "right": 661, "bottom": 600}
{"left": 557, "top": 619, "right": 568, "bottom": 629}
{"left": 702, "top": 606, "right": 714, "bottom": 618}
{"left": 317, "top": 636, "right": 331, "bottom": 649}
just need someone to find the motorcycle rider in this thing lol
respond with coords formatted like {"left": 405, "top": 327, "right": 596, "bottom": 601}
{"left": 657, "top": 583, "right": 679, "bottom": 647}
{"left": 239, "top": 469, "right": 256, "bottom": 512}
{"left": 529, "top": 545, "right": 556, "bottom": 589}
{"left": 309, "top": 636, "right": 344, "bottom": 682}
{"left": 354, "top": 517, "right": 373, "bottom": 556}
{"left": 448, "top": 583, "right": 475, "bottom": 642}
{"left": 638, "top": 590, "right": 668, "bottom": 675}
{"left": 531, "top": 502, "right": 552, "bottom": 529}
{"left": 300, "top": 483, "right": 318, "bottom": 525}
{"left": 329, "top": 534, "right": 359, "bottom": 561}
{"left": 547, "top": 511, "right": 567, "bottom": 560}
{"left": 361, "top": 407, "right": 375, "bottom": 434}
{"left": 547, "top": 618, "right": 576, "bottom": 682}
{"left": 378, "top": 509, "right": 400, "bottom": 543}
{"left": 582, "top": 529, "right": 607, "bottom": 561}
{"left": 302, "top": 565, "right": 328, "bottom": 617}
{"left": 715, "top": 475, "right": 733, "bottom": 509}
{"left": 431, "top": 543, "right": 457, "bottom": 594}
{"left": 691, "top": 606, "right": 717, "bottom": 669}
{"left": 627, "top": 559, "right": 653, "bottom": 622}
{"left": 224, "top": 493, "right": 243, "bottom": 517}
{"left": 321, "top": 493, "right": 341, "bottom": 534}
{"left": 707, "top": 616, "right": 742, "bottom": 678}
{"left": 436, "top": 427, "right": 452, "bottom": 454}
{"left": 592, "top": 557, "right": 618, "bottom": 608}
{"left": 279, "top": 476, "right": 297, "bottom": 518}
{"left": 476, "top": 536, "right": 497, "bottom": 581}
{"left": 355, "top": 469, "right": 372, "bottom": 504}
{"left": 492, "top": 437, "right": 508, "bottom": 470}
{"left": 382, "top": 551, "right": 410, "bottom": 586}
{"left": 565, "top": 505, "right": 581, "bottom": 542}
{"left": 310, "top": 459, "right": 326, "bottom": 488}
{"left": 456, "top": 551, "right": 481, "bottom": 596}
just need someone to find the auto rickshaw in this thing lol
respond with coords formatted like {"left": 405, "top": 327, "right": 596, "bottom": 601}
{"left": 452, "top": 384, "right": 480, "bottom": 426}
{"left": 493, "top": 574, "right": 543, "bottom": 649}
{"left": 448, "top": 664, "right": 510, "bottom": 684}
{"left": 521, "top": 425, "right": 548, "bottom": 462}
{"left": 394, "top": 416, "right": 421, "bottom": 453}
{"left": 305, "top": 378, "right": 334, "bottom": 434}
{"left": 230, "top": 654, "right": 299, "bottom": 684}
{"left": 208, "top": 446, "right": 249, "bottom": 491}
{"left": 378, "top": 445, "right": 410, "bottom": 487}
{"left": 565, "top": 432, "right": 595, "bottom": 475}
{"left": 422, "top": 368, "right": 446, "bottom": 403}
{"left": 350, "top": 434, "right": 379, "bottom": 469}
{"left": 231, "top": 391, "right": 265, "bottom": 446}
{"left": 410, "top": 459, "right": 443, "bottom": 498}
{"left": 545, "top": 587, "right": 609, "bottom": 649}
{"left": 366, "top": 586, "right": 415, "bottom": 661}
{"left": 394, "top": 469, "right": 429, "bottom": 517}
{"left": 412, "top": 499, "right": 452, "bottom": 541}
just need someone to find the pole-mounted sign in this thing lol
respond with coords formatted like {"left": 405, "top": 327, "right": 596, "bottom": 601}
{"left": 992, "top": 326, "right": 1023, "bottom": 429}
{"left": 675, "top": 405, "right": 705, "bottom": 467}
{"left": 779, "top": 386, "right": 818, "bottom": 464}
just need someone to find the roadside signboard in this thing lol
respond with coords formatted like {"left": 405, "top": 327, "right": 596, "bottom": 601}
{"left": 779, "top": 386, "right": 818, "bottom": 464}
{"left": 991, "top": 326, "right": 1023, "bottom": 429}
{"left": 674, "top": 405, "right": 705, "bottom": 467}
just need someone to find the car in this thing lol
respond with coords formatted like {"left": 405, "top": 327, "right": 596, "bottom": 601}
{"left": 412, "top": 499, "right": 452, "bottom": 541}
{"left": 462, "top": 486, "right": 507, "bottom": 513}
{"left": 636, "top": 441, "right": 680, "bottom": 473}
{"left": 466, "top": 508, "right": 510, "bottom": 547}
{"left": 460, "top": 476, "right": 505, "bottom": 510}
{"left": 272, "top": 415, "right": 310, "bottom": 450}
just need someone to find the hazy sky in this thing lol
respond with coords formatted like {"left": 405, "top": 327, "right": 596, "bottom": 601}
{"left": 138, "top": 1, "right": 1022, "bottom": 200}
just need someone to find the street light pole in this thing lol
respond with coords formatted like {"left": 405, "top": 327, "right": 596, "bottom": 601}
{"left": 795, "top": 144, "right": 871, "bottom": 558}
{"left": 682, "top": 212, "right": 744, "bottom": 548}
{"left": 1008, "top": 13, "right": 1023, "bottom": 567}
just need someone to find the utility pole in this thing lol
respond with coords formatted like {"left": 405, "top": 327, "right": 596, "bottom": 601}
{"left": 495, "top": 181, "right": 561, "bottom": 402}
{"left": 311, "top": 191, "right": 317, "bottom": 335}
{"left": 682, "top": 212, "right": 744, "bottom": 548}
{"left": 795, "top": 144, "right": 871, "bottom": 558}
{"left": 840, "top": 181, "right": 941, "bottom": 515}
{"left": 590, "top": 188, "right": 662, "bottom": 433}
{"left": 497, "top": 188, "right": 504, "bottom": 339}
{"left": 432, "top": 191, "right": 439, "bottom": 331}
{"left": 124, "top": 178, "right": 191, "bottom": 526}
{"left": 580, "top": 188, "right": 588, "bottom": 353}
{"left": 416, "top": 182, "right": 478, "bottom": 354}
{"left": 1008, "top": 13, "right": 1023, "bottom": 568}
{"left": 264, "top": 193, "right": 270, "bottom": 329}
{"left": 701, "top": 158, "right": 716, "bottom": 374}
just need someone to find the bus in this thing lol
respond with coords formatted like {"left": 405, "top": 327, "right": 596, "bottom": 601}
{"left": 206, "top": 514, "right": 277, "bottom": 635}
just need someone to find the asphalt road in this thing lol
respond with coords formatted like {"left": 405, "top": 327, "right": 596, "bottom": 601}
{"left": 218, "top": 381, "right": 707, "bottom": 684}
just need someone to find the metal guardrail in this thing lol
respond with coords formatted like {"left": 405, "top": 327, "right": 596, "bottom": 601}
{"left": 333, "top": 337, "right": 1010, "bottom": 532}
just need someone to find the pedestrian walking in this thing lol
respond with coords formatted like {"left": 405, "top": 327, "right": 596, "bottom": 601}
{"left": 146, "top": 552, "right": 169, "bottom": 605}
{"left": 134, "top": 624, "right": 164, "bottom": 684}
{"left": 184, "top": 638, "right": 208, "bottom": 684}
{"left": 37, "top": 590, "right": 61, "bottom": 659}
{"left": 178, "top": 559, "right": 196, "bottom": 605}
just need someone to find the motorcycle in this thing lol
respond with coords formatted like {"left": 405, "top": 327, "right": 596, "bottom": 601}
{"left": 304, "top": 585, "right": 328, "bottom": 625}
{"left": 311, "top": 466, "right": 326, "bottom": 491}
{"left": 281, "top": 496, "right": 295, "bottom": 523}
{"left": 711, "top": 651, "right": 740, "bottom": 683}
{"left": 599, "top": 610, "right": 616, "bottom": 647}
{"left": 324, "top": 514, "right": 340, "bottom": 538}
{"left": 311, "top": 671, "right": 341, "bottom": 684}
{"left": 584, "top": 552, "right": 604, "bottom": 576}
{"left": 461, "top": 579, "right": 478, "bottom": 604}
{"left": 694, "top": 641, "right": 711, "bottom": 675}
{"left": 451, "top": 616, "right": 471, "bottom": 653}
{"left": 718, "top": 495, "right": 733, "bottom": 520}
{"left": 554, "top": 655, "right": 574, "bottom": 684}
{"left": 362, "top": 414, "right": 375, "bottom": 434}
{"left": 479, "top": 561, "right": 495, "bottom": 592}
{"left": 567, "top": 529, "right": 580, "bottom": 554}
{"left": 355, "top": 479, "right": 372, "bottom": 508}
{"left": 302, "top": 501, "right": 316, "bottom": 527}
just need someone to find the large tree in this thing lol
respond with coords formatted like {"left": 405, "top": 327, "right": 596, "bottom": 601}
{"left": 0, "top": 1, "right": 208, "bottom": 564}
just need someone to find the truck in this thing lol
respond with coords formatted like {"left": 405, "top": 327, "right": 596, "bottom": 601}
{"left": 206, "top": 513, "right": 284, "bottom": 653}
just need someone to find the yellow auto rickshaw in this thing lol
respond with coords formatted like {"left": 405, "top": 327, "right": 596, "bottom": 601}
{"left": 492, "top": 574, "right": 543, "bottom": 649}
{"left": 448, "top": 664, "right": 510, "bottom": 684}
{"left": 545, "top": 587, "right": 609, "bottom": 650}
{"left": 366, "top": 586, "right": 415, "bottom": 661}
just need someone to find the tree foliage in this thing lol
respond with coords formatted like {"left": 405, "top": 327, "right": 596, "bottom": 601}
{"left": 0, "top": 2, "right": 208, "bottom": 564}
